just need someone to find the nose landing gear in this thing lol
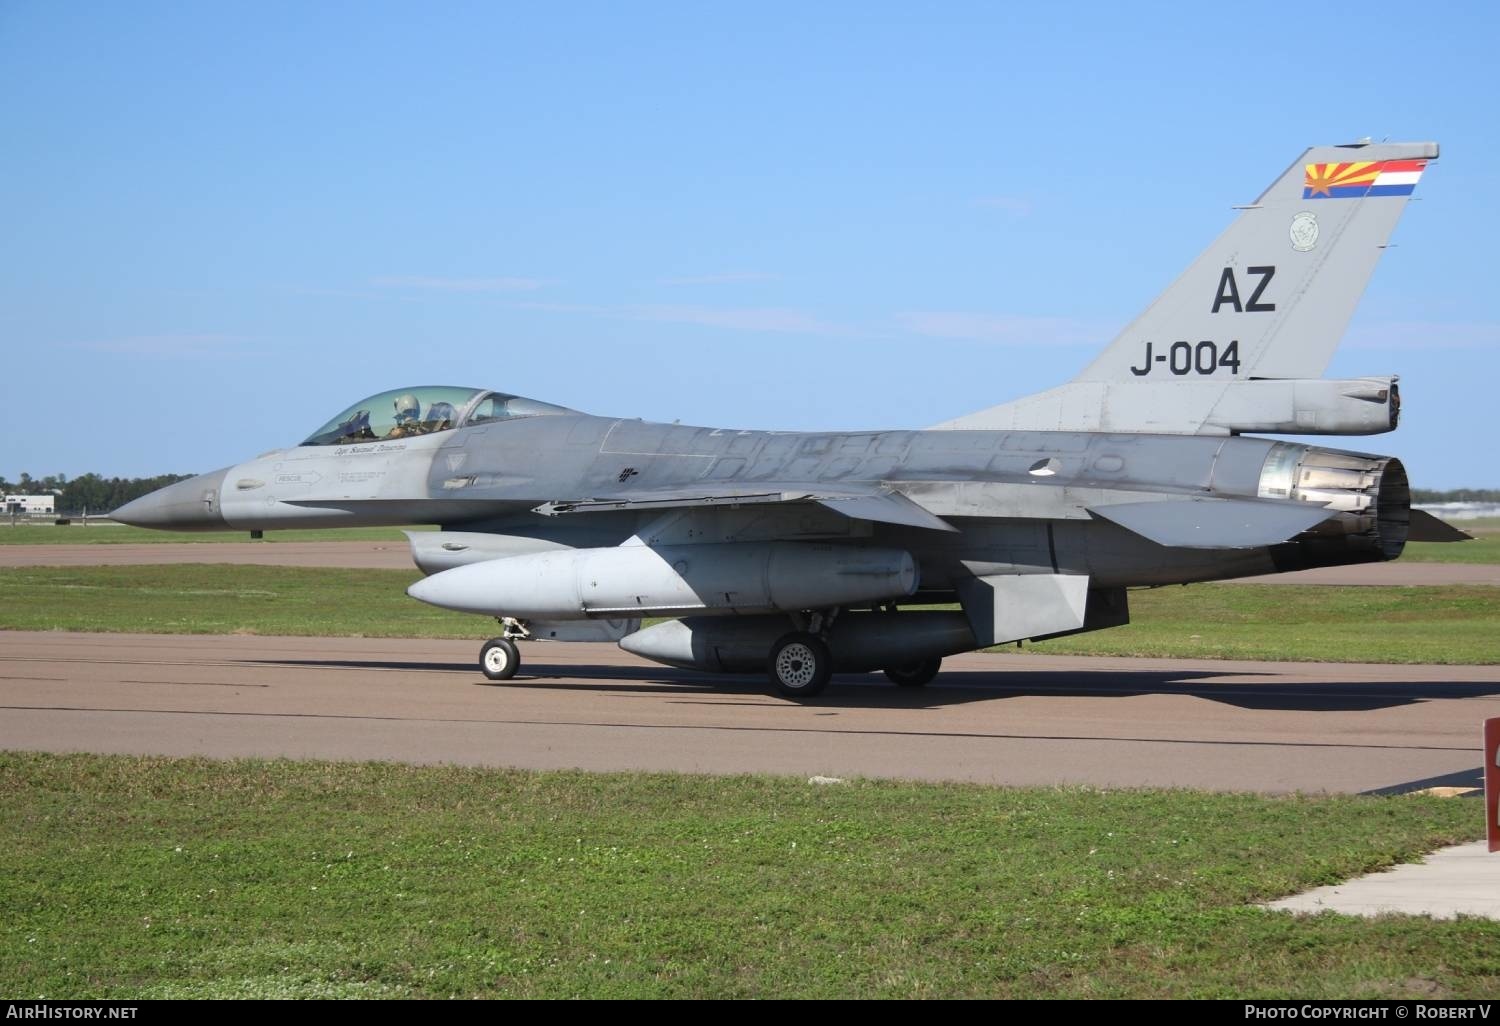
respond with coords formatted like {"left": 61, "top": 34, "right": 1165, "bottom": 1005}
{"left": 478, "top": 617, "right": 531, "bottom": 681}
{"left": 479, "top": 637, "right": 520, "bottom": 680}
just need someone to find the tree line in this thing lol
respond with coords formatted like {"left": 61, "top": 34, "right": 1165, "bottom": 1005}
{"left": 1, "top": 472, "right": 196, "bottom": 515}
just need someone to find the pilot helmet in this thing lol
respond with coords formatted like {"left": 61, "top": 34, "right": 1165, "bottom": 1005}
{"left": 393, "top": 393, "right": 420, "bottom": 424}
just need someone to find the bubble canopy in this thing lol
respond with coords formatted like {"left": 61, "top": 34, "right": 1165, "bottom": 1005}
{"left": 300, "top": 386, "right": 573, "bottom": 447}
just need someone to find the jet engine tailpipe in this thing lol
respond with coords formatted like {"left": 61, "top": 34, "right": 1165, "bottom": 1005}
{"left": 1257, "top": 443, "right": 1410, "bottom": 568}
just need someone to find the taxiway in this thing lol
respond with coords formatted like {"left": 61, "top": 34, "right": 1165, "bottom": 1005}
{"left": 2, "top": 630, "right": 1493, "bottom": 795}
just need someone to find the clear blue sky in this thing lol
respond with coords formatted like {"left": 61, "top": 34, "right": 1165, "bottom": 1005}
{"left": 3, "top": 1, "right": 1496, "bottom": 487}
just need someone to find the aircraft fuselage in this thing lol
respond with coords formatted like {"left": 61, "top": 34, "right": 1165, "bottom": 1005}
{"left": 121, "top": 412, "right": 1407, "bottom": 597}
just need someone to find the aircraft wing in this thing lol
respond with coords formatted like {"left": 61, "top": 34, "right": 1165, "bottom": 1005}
{"left": 535, "top": 486, "right": 959, "bottom": 532}
{"left": 1088, "top": 496, "right": 1335, "bottom": 549}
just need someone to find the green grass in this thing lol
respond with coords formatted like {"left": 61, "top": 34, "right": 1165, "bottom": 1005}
{"left": 1402, "top": 517, "right": 1500, "bottom": 564}
{"left": 3, "top": 565, "right": 1498, "bottom": 664}
{"left": 0, "top": 565, "right": 477, "bottom": 638}
{"left": 1403, "top": 538, "right": 1500, "bottom": 564}
{"left": 0, "top": 752, "right": 1491, "bottom": 999}
{"left": 0, "top": 524, "right": 434, "bottom": 544}
{"left": 1020, "top": 584, "right": 1500, "bottom": 664}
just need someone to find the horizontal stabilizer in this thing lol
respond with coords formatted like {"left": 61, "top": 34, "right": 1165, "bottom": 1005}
{"left": 955, "top": 573, "right": 1090, "bottom": 647}
{"left": 1089, "top": 497, "right": 1334, "bottom": 549}
{"left": 1406, "top": 509, "right": 1475, "bottom": 543}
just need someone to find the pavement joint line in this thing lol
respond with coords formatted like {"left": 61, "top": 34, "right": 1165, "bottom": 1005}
{"left": 0, "top": 703, "right": 1483, "bottom": 752}
{"left": 117, "top": 679, "right": 272, "bottom": 688}
{"left": 141, "top": 663, "right": 1500, "bottom": 699}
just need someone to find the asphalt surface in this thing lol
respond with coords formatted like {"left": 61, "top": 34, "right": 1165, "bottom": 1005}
{"left": 4, "top": 540, "right": 1497, "bottom": 584}
{"left": 3, "top": 630, "right": 1495, "bottom": 794}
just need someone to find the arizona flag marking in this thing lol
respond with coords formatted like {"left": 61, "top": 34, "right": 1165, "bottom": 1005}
{"left": 1303, "top": 160, "right": 1426, "bottom": 199}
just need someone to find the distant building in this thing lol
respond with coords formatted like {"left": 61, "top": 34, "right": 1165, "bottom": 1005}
{"left": 4, "top": 494, "right": 55, "bottom": 515}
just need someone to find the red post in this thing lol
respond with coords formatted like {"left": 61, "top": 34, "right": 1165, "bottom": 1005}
{"left": 1487, "top": 718, "right": 1500, "bottom": 854}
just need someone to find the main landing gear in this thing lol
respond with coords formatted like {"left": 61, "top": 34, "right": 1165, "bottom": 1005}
{"left": 767, "top": 607, "right": 946, "bottom": 699}
{"left": 478, "top": 609, "right": 947, "bottom": 697}
{"left": 768, "top": 631, "right": 833, "bottom": 699}
{"left": 883, "top": 657, "right": 941, "bottom": 687}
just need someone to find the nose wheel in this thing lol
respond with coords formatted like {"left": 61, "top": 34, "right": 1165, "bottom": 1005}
{"left": 479, "top": 637, "right": 520, "bottom": 680}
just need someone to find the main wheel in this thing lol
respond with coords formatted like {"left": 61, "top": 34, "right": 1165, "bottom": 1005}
{"left": 768, "top": 632, "right": 832, "bottom": 699}
{"left": 884, "top": 656, "right": 941, "bottom": 687}
{"left": 479, "top": 637, "right": 520, "bottom": 681}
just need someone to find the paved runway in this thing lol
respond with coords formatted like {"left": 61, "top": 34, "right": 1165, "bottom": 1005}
{"left": 3, "top": 541, "right": 1496, "bottom": 584}
{"left": 3, "top": 631, "right": 1494, "bottom": 794}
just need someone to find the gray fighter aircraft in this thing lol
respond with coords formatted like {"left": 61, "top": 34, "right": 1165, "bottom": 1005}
{"left": 115, "top": 139, "right": 1468, "bottom": 697}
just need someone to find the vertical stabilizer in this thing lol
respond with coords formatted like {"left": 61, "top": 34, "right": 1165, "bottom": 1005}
{"left": 939, "top": 140, "right": 1437, "bottom": 433}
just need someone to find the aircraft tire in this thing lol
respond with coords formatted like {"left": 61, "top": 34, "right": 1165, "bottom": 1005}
{"left": 480, "top": 637, "right": 520, "bottom": 681}
{"left": 768, "top": 632, "right": 832, "bottom": 699}
{"left": 884, "top": 657, "right": 941, "bottom": 687}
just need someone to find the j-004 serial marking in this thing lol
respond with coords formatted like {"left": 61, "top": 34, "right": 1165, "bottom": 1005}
{"left": 1130, "top": 339, "right": 1241, "bottom": 376}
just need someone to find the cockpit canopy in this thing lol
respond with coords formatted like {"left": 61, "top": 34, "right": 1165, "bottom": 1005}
{"left": 300, "top": 385, "right": 573, "bottom": 447}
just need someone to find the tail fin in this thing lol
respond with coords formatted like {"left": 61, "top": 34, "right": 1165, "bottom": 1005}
{"left": 940, "top": 140, "right": 1437, "bottom": 434}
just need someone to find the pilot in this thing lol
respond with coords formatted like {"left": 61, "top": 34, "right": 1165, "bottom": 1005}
{"left": 385, "top": 393, "right": 422, "bottom": 438}
{"left": 423, "top": 401, "right": 456, "bottom": 433}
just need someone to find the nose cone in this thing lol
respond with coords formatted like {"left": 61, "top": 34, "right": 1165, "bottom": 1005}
{"left": 112, "top": 469, "right": 230, "bottom": 530}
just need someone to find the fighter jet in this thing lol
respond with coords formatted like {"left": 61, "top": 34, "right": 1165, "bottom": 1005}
{"left": 115, "top": 139, "right": 1468, "bottom": 698}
